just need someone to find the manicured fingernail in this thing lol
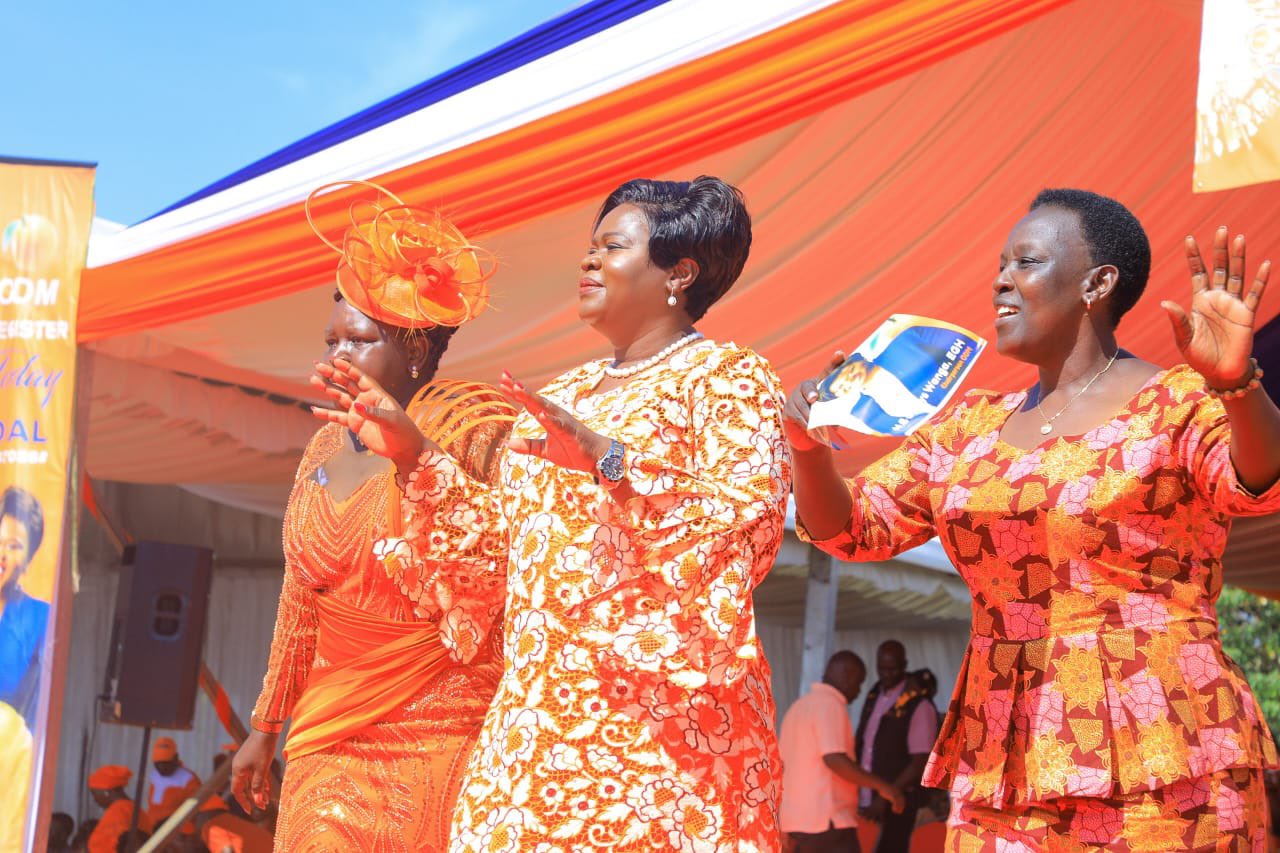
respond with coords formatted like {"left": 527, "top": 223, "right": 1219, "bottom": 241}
{"left": 353, "top": 402, "right": 367, "bottom": 414}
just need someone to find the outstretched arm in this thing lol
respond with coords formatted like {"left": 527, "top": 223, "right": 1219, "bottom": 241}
{"left": 822, "top": 754, "right": 905, "bottom": 812}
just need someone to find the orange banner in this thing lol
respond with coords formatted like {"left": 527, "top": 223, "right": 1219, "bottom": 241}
{"left": 0, "top": 157, "right": 95, "bottom": 850}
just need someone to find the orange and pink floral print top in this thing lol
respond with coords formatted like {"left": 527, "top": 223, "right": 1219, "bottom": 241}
{"left": 384, "top": 340, "right": 791, "bottom": 852}
{"left": 800, "top": 365, "right": 1280, "bottom": 810}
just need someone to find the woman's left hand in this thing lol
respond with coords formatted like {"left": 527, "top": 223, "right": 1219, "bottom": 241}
{"left": 499, "top": 371, "right": 610, "bottom": 473}
{"left": 1162, "top": 226, "right": 1270, "bottom": 389}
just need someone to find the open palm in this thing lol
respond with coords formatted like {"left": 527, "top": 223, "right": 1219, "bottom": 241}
{"left": 1162, "top": 227, "right": 1270, "bottom": 388}
{"left": 499, "top": 371, "right": 607, "bottom": 473}
{"left": 311, "top": 360, "right": 425, "bottom": 466}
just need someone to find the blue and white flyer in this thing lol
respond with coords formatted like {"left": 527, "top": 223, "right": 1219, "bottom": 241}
{"left": 808, "top": 314, "right": 986, "bottom": 448}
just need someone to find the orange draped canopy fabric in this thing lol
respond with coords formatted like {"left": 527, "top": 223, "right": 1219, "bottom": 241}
{"left": 77, "top": 0, "right": 1072, "bottom": 341}
{"left": 78, "top": 0, "right": 1280, "bottom": 595}
{"left": 282, "top": 593, "right": 450, "bottom": 761}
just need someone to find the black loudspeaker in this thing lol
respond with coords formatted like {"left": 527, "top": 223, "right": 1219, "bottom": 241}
{"left": 99, "top": 541, "right": 213, "bottom": 729}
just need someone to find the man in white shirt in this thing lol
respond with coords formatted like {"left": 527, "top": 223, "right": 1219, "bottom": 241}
{"left": 779, "top": 651, "right": 905, "bottom": 852}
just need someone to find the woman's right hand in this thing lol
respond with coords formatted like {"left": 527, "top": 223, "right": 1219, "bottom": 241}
{"left": 231, "top": 730, "right": 278, "bottom": 812}
{"left": 310, "top": 359, "right": 434, "bottom": 475}
{"left": 782, "top": 350, "right": 845, "bottom": 452}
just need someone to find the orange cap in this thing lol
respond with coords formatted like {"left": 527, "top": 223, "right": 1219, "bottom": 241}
{"left": 88, "top": 764, "right": 132, "bottom": 790}
{"left": 306, "top": 180, "right": 493, "bottom": 330}
{"left": 152, "top": 736, "right": 178, "bottom": 761}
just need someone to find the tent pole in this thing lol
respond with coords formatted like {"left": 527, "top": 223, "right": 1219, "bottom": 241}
{"left": 798, "top": 545, "right": 839, "bottom": 702}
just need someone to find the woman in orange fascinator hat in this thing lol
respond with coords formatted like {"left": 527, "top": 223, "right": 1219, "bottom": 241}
{"left": 231, "top": 181, "right": 515, "bottom": 852}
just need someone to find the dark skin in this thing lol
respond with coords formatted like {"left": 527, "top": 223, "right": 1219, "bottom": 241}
{"left": 90, "top": 787, "right": 126, "bottom": 810}
{"left": 313, "top": 203, "right": 705, "bottom": 501}
{"left": 817, "top": 657, "right": 906, "bottom": 813}
{"left": 861, "top": 641, "right": 928, "bottom": 823}
{"left": 153, "top": 757, "right": 180, "bottom": 777}
{"left": 785, "top": 212, "right": 1280, "bottom": 540}
{"left": 875, "top": 641, "right": 906, "bottom": 692}
{"left": 231, "top": 297, "right": 434, "bottom": 812}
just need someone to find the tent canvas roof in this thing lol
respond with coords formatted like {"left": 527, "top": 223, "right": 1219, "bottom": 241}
{"left": 78, "top": 0, "right": 1280, "bottom": 593}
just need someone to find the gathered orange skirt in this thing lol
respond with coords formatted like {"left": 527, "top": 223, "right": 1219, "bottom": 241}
{"left": 276, "top": 594, "right": 499, "bottom": 852}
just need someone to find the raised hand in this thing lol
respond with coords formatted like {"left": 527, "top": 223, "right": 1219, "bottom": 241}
{"left": 310, "top": 359, "right": 427, "bottom": 470}
{"left": 499, "top": 371, "right": 609, "bottom": 473}
{"left": 1162, "top": 227, "right": 1270, "bottom": 390}
{"left": 782, "top": 350, "right": 845, "bottom": 451}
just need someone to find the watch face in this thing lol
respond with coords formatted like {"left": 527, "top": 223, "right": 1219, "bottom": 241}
{"left": 598, "top": 441, "right": 626, "bottom": 482}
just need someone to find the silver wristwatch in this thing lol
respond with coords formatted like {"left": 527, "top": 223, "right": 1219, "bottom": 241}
{"left": 595, "top": 439, "right": 626, "bottom": 488}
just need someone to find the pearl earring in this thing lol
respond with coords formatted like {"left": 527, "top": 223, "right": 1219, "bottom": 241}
{"left": 410, "top": 365, "right": 420, "bottom": 379}
{"left": 667, "top": 287, "right": 678, "bottom": 307}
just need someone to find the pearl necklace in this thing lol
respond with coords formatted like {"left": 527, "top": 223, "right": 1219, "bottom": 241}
{"left": 603, "top": 332, "right": 703, "bottom": 378}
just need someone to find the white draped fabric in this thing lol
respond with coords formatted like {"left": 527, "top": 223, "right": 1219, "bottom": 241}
{"left": 54, "top": 568, "right": 283, "bottom": 823}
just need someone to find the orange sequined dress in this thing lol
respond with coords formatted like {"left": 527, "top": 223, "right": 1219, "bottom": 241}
{"left": 253, "top": 388, "right": 510, "bottom": 853}
{"left": 800, "top": 366, "right": 1280, "bottom": 851}
{"left": 385, "top": 341, "right": 791, "bottom": 852}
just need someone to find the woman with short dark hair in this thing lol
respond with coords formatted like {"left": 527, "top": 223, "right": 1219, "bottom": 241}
{"left": 318, "top": 175, "right": 791, "bottom": 850}
{"left": 784, "top": 189, "right": 1280, "bottom": 848}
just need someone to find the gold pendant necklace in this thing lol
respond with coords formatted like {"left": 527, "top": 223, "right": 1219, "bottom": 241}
{"left": 1035, "top": 350, "right": 1119, "bottom": 435}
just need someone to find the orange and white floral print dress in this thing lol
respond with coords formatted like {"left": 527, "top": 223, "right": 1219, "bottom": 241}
{"left": 800, "top": 365, "right": 1280, "bottom": 852}
{"left": 387, "top": 341, "right": 791, "bottom": 852}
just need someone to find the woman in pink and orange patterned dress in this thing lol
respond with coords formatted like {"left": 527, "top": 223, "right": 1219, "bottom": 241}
{"left": 785, "top": 189, "right": 1280, "bottom": 850}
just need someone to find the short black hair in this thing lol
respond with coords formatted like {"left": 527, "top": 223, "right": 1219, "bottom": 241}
{"left": 49, "top": 812, "right": 75, "bottom": 844}
{"left": 332, "top": 290, "right": 458, "bottom": 381}
{"left": 416, "top": 325, "right": 459, "bottom": 381}
{"left": 1, "top": 485, "right": 44, "bottom": 577}
{"left": 1030, "top": 189, "right": 1151, "bottom": 326}
{"left": 594, "top": 176, "right": 752, "bottom": 321}
{"left": 825, "top": 650, "right": 865, "bottom": 676}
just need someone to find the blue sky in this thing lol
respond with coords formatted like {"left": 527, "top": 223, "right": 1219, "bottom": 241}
{"left": 7, "top": 0, "right": 573, "bottom": 224}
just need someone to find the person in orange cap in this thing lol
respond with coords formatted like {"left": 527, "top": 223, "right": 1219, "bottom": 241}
{"left": 145, "top": 736, "right": 201, "bottom": 835}
{"left": 87, "top": 765, "right": 151, "bottom": 853}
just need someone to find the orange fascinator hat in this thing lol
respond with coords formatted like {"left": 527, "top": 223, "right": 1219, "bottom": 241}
{"left": 306, "top": 180, "right": 494, "bottom": 330}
